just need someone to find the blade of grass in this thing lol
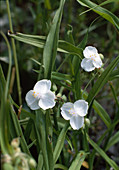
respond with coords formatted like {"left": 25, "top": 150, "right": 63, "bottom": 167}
{"left": 89, "top": 119, "right": 119, "bottom": 170}
{"left": 69, "top": 151, "right": 88, "bottom": 170}
{"left": 105, "top": 131, "right": 119, "bottom": 151}
{"left": 87, "top": 135, "right": 119, "bottom": 170}
{"left": 8, "top": 32, "right": 83, "bottom": 58}
{"left": 87, "top": 55, "right": 119, "bottom": 106}
{"left": 6, "top": 0, "right": 22, "bottom": 105}
{"left": 43, "top": 0, "right": 66, "bottom": 79}
{"left": 0, "top": 31, "right": 12, "bottom": 99}
{"left": 82, "top": 90, "right": 111, "bottom": 128}
{"left": 53, "top": 122, "right": 69, "bottom": 164}
{"left": 77, "top": 0, "right": 119, "bottom": 31}
{"left": 36, "top": 110, "right": 49, "bottom": 170}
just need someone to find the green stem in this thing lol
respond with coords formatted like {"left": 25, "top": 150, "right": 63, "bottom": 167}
{"left": 0, "top": 31, "right": 12, "bottom": 100}
{"left": 6, "top": 0, "right": 22, "bottom": 105}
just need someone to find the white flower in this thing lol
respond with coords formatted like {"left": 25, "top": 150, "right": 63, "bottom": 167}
{"left": 81, "top": 46, "right": 103, "bottom": 72}
{"left": 25, "top": 79, "right": 56, "bottom": 110}
{"left": 61, "top": 100, "right": 88, "bottom": 130}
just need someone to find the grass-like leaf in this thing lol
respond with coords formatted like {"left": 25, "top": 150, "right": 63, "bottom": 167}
{"left": 43, "top": 0, "right": 65, "bottom": 79}
{"left": 69, "top": 151, "right": 88, "bottom": 170}
{"left": 53, "top": 122, "right": 69, "bottom": 164}
{"left": 8, "top": 32, "right": 83, "bottom": 59}
{"left": 87, "top": 55, "right": 119, "bottom": 106}
{"left": 77, "top": 0, "right": 119, "bottom": 31}
{"left": 105, "top": 131, "right": 119, "bottom": 151}
{"left": 87, "top": 135, "right": 119, "bottom": 170}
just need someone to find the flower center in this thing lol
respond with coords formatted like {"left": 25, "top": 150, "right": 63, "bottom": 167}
{"left": 90, "top": 54, "right": 97, "bottom": 61}
{"left": 69, "top": 108, "right": 75, "bottom": 115}
{"left": 32, "top": 91, "right": 41, "bottom": 98}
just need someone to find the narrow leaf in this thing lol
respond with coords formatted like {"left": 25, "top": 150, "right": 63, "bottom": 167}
{"left": 69, "top": 151, "right": 88, "bottom": 170}
{"left": 53, "top": 122, "right": 69, "bottom": 164}
{"left": 87, "top": 55, "right": 119, "bottom": 105}
{"left": 87, "top": 135, "right": 119, "bottom": 170}
{"left": 43, "top": 0, "right": 66, "bottom": 79}
{"left": 105, "top": 131, "right": 119, "bottom": 151}
{"left": 77, "top": 0, "right": 119, "bottom": 30}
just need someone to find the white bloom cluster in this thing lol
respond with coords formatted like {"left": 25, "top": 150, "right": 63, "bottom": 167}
{"left": 26, "top": 45, "right": 103, "bottom": 130}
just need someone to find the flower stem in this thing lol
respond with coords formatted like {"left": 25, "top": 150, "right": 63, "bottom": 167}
{"left": 6, "top": 0, "right": 22, "bottom": 105}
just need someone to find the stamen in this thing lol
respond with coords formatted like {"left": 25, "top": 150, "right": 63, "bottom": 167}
{"left": 69, "top": 108, "right": 75, "bottom": 114}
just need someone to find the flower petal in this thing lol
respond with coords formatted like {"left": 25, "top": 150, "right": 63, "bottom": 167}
{"left": 81, "top": 58, "right": 95, "bottom": 72}
{"left": 83, "top": 46, "right": 98, "bottom": 58}
{"left": 61, "top": 102, "right": 74, "bottom": 120}
{"left": 93, "top": 55, "right": 102, "bottom": 68}
{"left": 38, "top": 91, "right": 55, "bottom": 110}
{"left": 34, "top": 79, "right": 51, "bottom": 94}
{"left": 70, "top": 115, "right": 84, "bottom": 130}
{"left": 25, "top": 90, "right": 40, "bottom": 110}
{"left": 74, "top": 100, "right": 88, "bottom": 117}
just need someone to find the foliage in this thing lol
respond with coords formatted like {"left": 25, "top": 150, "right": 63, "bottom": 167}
{"left": 0, "top": 0, "right": 119, "bottom": 170}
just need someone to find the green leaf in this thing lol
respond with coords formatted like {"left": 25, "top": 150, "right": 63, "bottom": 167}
{"left": 46, "top": 112, "right": 54, "bottom": 170}
{"left": 53, "top": 122, "right": 69, "bottom": 164}
{"left": 93, "top": 100, "right": 111, "bottom": 128}
{"left": 89, "top": 120, "right": 119, "bottom": 170}
{"left": 69, "top": 151, "right": 88, "bottom": 170}
{"left": 10, "top": 107, "right": 31, "bottom": 155}
{"left": 109, "top": 69, "right": 119, "bottom": 80}
{"left": 43, "top": 0, "right": 66, "bottom": 79}
{"left": 82, "top": 90, "right": 111, "bottom": 128}
{"left": 87, "top": 55, "right": 119, "bottom": 106}
{"left": 8, "top": 32, "right": 83, "bottom": 59}
{"left": 36, "top": 110, "right": 49, "bottom": 170}
{"left": 8, "top": 31, "right": 45, "bottom": 48}
{"left": 105, "top": 131, "right": 119, "bottom": 151}
{"left": 52, "top": 72, "right": 72, "bottom": 81}
{"left": 87, "top": 135, "right": 119, "bottom": 170}
{"left": 37, "top": 152, "right": 43, "bottom": 170}
{"left": 58, "top": 40, "right": 83, "bottom": 58}
{"left": 54, "top": 164, "right": 68, "bottom": 170}
{"left": 77, "top": 0, "right": 119, "bottom": 31}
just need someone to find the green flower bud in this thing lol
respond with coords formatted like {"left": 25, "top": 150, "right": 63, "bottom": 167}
{"left": 84, "top": 118, "right": 90, "bottom": 127}
{"left": 62, "top": 95, "right": 67, "bottom": 101}
{"left": 57, "top": 93, "right": 62, "bottom": 97}
{"left": 99, "top": 53, "right": 104, "bottom": 60}
{"left": 52, "top": 84, "right": 57, "bottom": 92}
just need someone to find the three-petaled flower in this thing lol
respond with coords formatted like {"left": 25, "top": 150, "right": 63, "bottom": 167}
{"left": 81, "top": 46, "right": 102, "bottom": 72}
{"left": 25, "top": 79, "right": 56, "bottom": 110}
{"left": 61, "top": 100, "right": 88, "bottom": 130}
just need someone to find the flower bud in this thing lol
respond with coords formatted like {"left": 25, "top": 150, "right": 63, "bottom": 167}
{"left": 2, "top": 154, "right": 12, "bottom": 163}
{"left": 99, "top": 53, "right": 104, "bottom": 60}
{"left": 52, "top": 84, "right": 57, "bottom": 92}
{"left": 11, "top": 138, "right": 20, "bottom": 148}
{"left": 14, "top": 147, "right": 21, "bottom": 153}
{"left": 84, "top": 118, "right": 90, "bottom": 127}
{"left": 62, "top": 95, "right": 67, "bottom": 102}
{"left": 57, "top": 93, "right": 62, "bottom": 97}
{"left": 29, "top": 158, "right": 36, "bottom": 168}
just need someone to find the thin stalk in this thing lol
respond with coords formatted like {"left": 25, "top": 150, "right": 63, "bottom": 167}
{"left": 0, "top": 31, "right": 12, "bottom": 100}
{"left": 6, "top": 0, "right": 22, "bottom": 105}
